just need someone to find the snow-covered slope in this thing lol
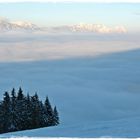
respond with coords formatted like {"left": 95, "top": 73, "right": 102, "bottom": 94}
{"left": 0, "top": 49, "right": 140, "bottom": 137}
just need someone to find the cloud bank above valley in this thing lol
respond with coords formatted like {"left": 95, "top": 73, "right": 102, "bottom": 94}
{"left": 0, "top": 33, "right": 140, "bottom": 62}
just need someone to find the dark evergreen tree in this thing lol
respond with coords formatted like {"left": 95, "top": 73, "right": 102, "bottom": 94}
{"left": 0, "top": 102, "right": 5, "bottom": 133}
{"left": 0, "top": 88, "right": 59, "bottom": 134}
{"left": 30, "top": 93, "right": 40, "bottom": 128}
{"left": 16, "top": 87, "right": 26, "bottom": 130}
{"left": 38, "top": 101, "right": 47, "bottom": 127}
{"left": 10, "top": 88, "right": 18, "bottom": 131}
{"left": 44, "top": 96, "right": 54, "bottom": 126}
{"left": 3, "top": 92, "right": 11, "bottom": 132}
{"left": 17, "top": 87, "right": 24, "bottom": 100}
{"left": 24, "top": 93, "right": 32, "bottom": 129}
{"left": 11, "top": 88, "right": 16, "bottom": 99}
{"left": 53, "top": 106, "right": 59, "bottom": 125}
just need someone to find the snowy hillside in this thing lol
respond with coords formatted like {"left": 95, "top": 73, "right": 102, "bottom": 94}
{"left": 0, "top": 49, "right": 140, "bottom": 138}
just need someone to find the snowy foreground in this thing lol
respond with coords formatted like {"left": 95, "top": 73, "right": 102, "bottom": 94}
{"left": 0, "top": 49, "right": 140, "bottom": 138}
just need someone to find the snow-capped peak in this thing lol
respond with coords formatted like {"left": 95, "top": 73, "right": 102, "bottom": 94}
{"left": 45, "top": 23, "right": 127, "bottom": 34}
{"left": 11, "top": 21, "right": 40, "bottom": 30}
{"left": 0, "top": 18, "right": 40, "bottom": 32}
{"left": 69, "top": 23, "right": 127, "bottom": 33}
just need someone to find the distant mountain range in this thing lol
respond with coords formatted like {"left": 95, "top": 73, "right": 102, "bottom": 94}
{"left": 46, "top": 23, "right": 127, "bottom": 33}
{"left": 0, "top": 18, "right": 127, "bottom": 33}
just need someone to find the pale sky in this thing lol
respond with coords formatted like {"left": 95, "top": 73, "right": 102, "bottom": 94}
{"left": 0, "top": 3, "right": 140, "bottom": 32}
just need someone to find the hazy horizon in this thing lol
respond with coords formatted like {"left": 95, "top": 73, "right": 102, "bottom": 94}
{"left": 0, "top": 3, "right": 140, "bottom": 32}
{"left": 0, "top": 2, "right": 139, "bottom": 62}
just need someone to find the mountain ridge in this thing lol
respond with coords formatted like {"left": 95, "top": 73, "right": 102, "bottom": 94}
{"left": 0, "top": 18, "right": 40, "bottom": 32}
{"left": 0, "top": 18, "right": 127, "bottom": 34}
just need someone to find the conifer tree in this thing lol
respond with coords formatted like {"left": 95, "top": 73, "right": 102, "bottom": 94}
{"left": 24, "top": 93, "right": 32, "bottom": 129}
{"left": 38, "top": 101, "right": 46, "bottom": 127}
{"left": 10, "top": 88, "right": 18, "bottom": 131}
{"left": 30, "top": 93, "right": 40, "bottom": 128}
{"left": 0, "top": 102, "right": 4, "bottom": 133}
{"left": 0, "top": 88, "right": 59, "bottom": 134}
{"left": 53, "top": 106, "right": 59, "bottom": 125}
{"left": 3, "top": 92, "right": 11, "bottom": 132}
{"left": 44, "top": 96, "right": 54, "bottom": 126}
{"left": 16, "top": 87, "right": 26, "bottom": 130}
{"left": 17, "top": 87, "right": 24, "bottom": 100}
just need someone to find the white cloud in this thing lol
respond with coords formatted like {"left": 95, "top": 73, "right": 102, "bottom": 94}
{"left": 0, "top": 33, "right": 139, "bottom": 62}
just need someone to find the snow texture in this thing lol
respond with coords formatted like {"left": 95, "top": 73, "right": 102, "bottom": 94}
{"left": 0, "top": 48, "right": 140, "bottom": 138}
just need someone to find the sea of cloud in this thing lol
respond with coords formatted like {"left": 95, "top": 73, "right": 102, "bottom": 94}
{"left": 0, "top": 32, "right": 139, "bottom": 62}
